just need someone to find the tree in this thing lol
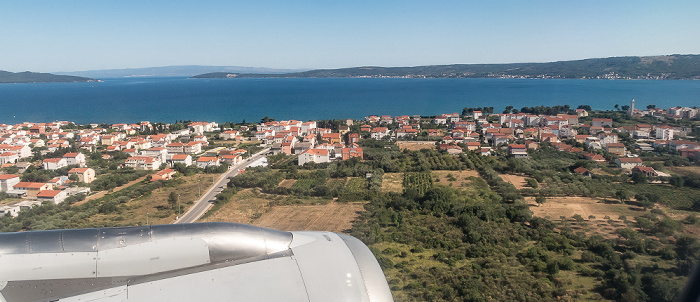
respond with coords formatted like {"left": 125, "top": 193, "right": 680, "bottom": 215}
{"left": 614, "top": 104, "right": 620, "bottom": 111}
{"left": 535, "top": 196, "right": 546, "bottom": 206}
{"left": 615, "top": 189, "right": 630, "bottom": 203}
{"left": 577, "top": 105, "right": 592, "bottom": 111}
{"left": 631, "top": 172, "right": 647, "bottom": 184}
{"left": 646, "top": 104, "right": 656, "bottom": 109}
{"left": 167, "top": 192, "right": 178, "bottom": 209}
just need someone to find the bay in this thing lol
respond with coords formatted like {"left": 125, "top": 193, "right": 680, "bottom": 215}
{"left": 0, "top": 77, "right": 698, "bottom": 124}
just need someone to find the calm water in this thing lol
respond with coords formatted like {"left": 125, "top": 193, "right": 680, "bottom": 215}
{"left": 1, "top": 77, "right": 698, "bottom": 124}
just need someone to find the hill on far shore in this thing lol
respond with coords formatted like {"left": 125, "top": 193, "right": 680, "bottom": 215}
{"left": 0, "top": 70, "right": 96, "bottom": 83}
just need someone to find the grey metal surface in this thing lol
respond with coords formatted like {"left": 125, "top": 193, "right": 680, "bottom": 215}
{"left": 291, "top": 231, "right": 371, "bottom": 302}
{"left": 339, "top": 233, "right": 395, "bottom": 302}
{"left": 0, "top": 224, "right": 393, "bottom": 302}
{"left": 0, "top": 223, "right": 294, "bottom": 302}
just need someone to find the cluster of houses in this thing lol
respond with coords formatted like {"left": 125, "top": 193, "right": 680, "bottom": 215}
{"left": 0, "top": 120, "right": 248, "bottom": 217}
{"left": 0, "top": 104, "right": 697, "bottom": 216}
{"left": 359, "top": 106, "right": 698, "bottom": 177}
{"left": 254, "top": 120, "right": 364, "bottom": 166}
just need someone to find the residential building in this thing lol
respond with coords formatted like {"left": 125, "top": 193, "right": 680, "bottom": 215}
{"left": 508, "top": 144, "right": 529, "bottom": 159}
{"left": 43, "top": 158, "right": 68, "bottom": 170}
{"left": 0, "top": 152, "right": 19, "bottom": 165}
{"left": 12, "top": 182, "right": 53, "bottom": 198}
{"left": 151, "top": 169, "right": 177, "bottom": 182}
{"left": 220, "top": 154, "right": 243, "bottom": 165}
{"left": 655, "top": 125, "right": 674, "bottom": 140}
{"left": 63, "top": 152, "right": 87, "bottom": 167}
{"left": 439, "top": 144, "right": 463, "bottom": 155}
{"left": 125, "top": 156, "right": 162, "bottom": 170}
{"left": 615, "top": 157, "right": 643, "bottom": 169}
{"left": 370, "top": 127, "right": 390, "bottom": 140}
{"left": 298, "top": 149, "right": 330, "bottom": 166}
{"left": 341, "top": 147, "right": 364, "bottom": 160}
{"left": 170, "top": 154, "right": 193, "bottom": 167}
{"left": 592, "top": 118, "right": 613, "bottom": 127}
{"left": 141, "top": 147, "right": 168, "bottom": 163}
{"left": 36, "top": 190, "right": 68, "bottom": 204}
{"left": 605, "top": 143, "right": 627, "bottom": 156}
{"left": 196, "top": 156, "right": 220, "bottom": 169}
{"left": 69, "top": 167, "right": 96, "bottom": 183}
{"left": 0, "top": 174, "right": 20, "bottom": 192}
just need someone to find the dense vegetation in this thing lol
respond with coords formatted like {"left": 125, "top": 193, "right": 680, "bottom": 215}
{"left": 216, "top": 139, "right": 700, "bottom": 301}
{"left": 192, "top": 55, "right": 700, "bottom": 80}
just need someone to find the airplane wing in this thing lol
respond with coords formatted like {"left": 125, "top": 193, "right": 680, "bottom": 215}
{"left": 0, "top": 222, "right": 393, "bottom": 302}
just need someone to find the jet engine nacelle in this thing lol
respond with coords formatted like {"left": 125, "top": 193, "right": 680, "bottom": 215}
{"left": 0, "top": 223, "right": 393, "bottom": 302}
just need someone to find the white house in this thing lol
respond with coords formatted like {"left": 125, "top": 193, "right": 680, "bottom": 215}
{"left": 298, "top": 149, "right": 330, "bottom": 166}
{"left": 655, "top": 125, "right": 674, "bottom": 140}
{"left": 0, "top": 152, "right": 19, "bottom": 165}
{"left": 62, "top": 152, "right": 87, "bottom": 167}
{"left": 0, "top": 174, "right": 20, "bottom": 192}
{"left": 125, "top": 156, "right": 162, "bottom": 170}
{"left": 141, "top": 147, "right": 168, "bottom": 163}
{"left": 170, "top": 154, "right": 193, "bottom": 167}
{"left": 196, "top": 156, "right": 220, "bottom": 169}
{"left": 0, "top": 144, "right": 32, "bottom": 158}
{"left": 615, "top": 157, "right": 643, "bottom": 169}
{"left": 36, "top": 190, "right": 68, "bottom": 204}
{"left": 370, "top": 127, "right": 390, "bottom": 140}
{"left": 43, "top": 158, "right": 68, "bottom": 170}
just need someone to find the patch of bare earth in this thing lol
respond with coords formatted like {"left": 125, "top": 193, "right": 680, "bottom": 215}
{"left": 396, "top": 141, "right": 436, "bottom": 151}
{"left": 526, "top": 196, "right": 642, "bottom": 238}
{"left": 252, "top": 202, "right": 366, "bottom": 233}
{"left": 433, "top": 170, "right": 480, "bottom": 187}
{"left": 382, "top": 173, "right": 404, "bottom": 193}
{"left": 200, "top": 189, "right": 270, "bottom": 224}
{"left": 278, "top": 179, "right": 297, "bottom": 188}
{"left": 668, "top": 166, "right": 700, "bottom": 176}
{"left": 499, "top": 174, "right": 530, "bottom": 189}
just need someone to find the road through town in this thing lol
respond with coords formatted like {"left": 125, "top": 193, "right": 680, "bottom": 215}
{"left": 174, "top": 148, "right": 270, "bottom": 224}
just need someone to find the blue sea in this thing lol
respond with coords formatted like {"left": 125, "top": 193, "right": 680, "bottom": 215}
{"left": 0, "top": 77, "right": 698, "bottom": 124}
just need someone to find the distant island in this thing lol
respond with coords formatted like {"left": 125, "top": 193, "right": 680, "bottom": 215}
{"left": 192, "top": 54, "right": 700, "bottom": 80}
{"left": 57, "top": 65, "right": 308, "bottom": 78}
{"left": 0, "top": 70, "right": 96, "bottom": 83}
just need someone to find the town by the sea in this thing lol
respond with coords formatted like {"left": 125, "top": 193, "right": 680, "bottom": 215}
{"left": 1, "top": 77, "right": 699, "bottom": 124}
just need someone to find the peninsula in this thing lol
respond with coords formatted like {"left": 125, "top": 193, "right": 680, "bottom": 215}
{"left": 192, "top": 54, "right": 700, "bottom": 80}
{"left": 0, "top": 70, "right": 97, "bottom": 83}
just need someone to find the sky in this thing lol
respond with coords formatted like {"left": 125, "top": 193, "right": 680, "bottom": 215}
{"left": 1, "top": 0, "right": 699, "bottom": 72}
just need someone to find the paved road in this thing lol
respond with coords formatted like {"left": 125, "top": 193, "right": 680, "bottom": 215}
{"left": 174, "top": 148, "right": 270, "bottom": 224}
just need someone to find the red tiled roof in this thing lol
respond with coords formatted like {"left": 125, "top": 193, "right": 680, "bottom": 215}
{"left": 37, "top": 190, "right": 62, "bottom": 198}
{"left": 0, "top": 174, "right": 19, "bottom": 180}
{"left": 14, "top": 182, "right": 48, "bottom": 189}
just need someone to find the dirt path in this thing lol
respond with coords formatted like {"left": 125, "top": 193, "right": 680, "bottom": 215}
{"left": 73, "top": 176, "right": 148, "bottom": 206}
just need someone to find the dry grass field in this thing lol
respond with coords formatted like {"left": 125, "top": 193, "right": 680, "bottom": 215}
{"left": 200, "top": 189, "right": 270, "bottom": 224}
{"left": 396, "top": 141, "right": 436, "bottom": 151}
{"left": 667, "top": 166, "right": 700, "bottom": 176}
{"left": 200, "top": 188, "right": 366, "bottom": 233}
{"left": 432, "top": 170, "right": 480, "bottom": 187}
{"left": 499, "top": 174, "right": 530, "bottom": 189}
{"left": 278, "top": 179, "right": 297, "bottom": 188}
{"left": 87, "top": 173, "right": 220, "bottom": 226}
{"left": 252, "top": 202, "right": 366, "bottom": 233}
{"left": 382, "top": 173, "right": 404, "bottom": 193}
{"left": 526, "top": 196, "right": 644, "bottom": 238}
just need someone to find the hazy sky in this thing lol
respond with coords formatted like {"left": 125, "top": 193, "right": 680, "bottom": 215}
{"left": 1, "top": 1, "right": 699, "bottom": 72}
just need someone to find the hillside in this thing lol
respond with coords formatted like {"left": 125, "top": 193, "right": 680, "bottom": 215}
{"left": 58, "top": 65, "right": 308, "bottom": 78}
{"left": 0, "top": 70, "right": 96, "bottom": 83}
{"left": 192, "top": 55, "right": 700, "bottom": 80}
